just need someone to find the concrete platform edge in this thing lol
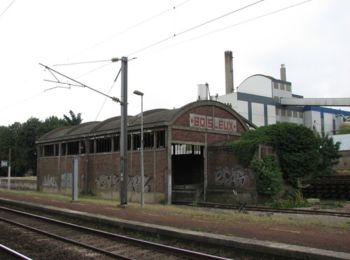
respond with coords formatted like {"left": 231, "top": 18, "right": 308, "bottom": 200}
{"left": 0, "top": 197, "right": 349, "bottom": 260}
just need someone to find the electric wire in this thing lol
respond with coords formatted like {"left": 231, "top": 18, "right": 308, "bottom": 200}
{"left": 0, "top": 0, "right": 15, "bottom": 18}
{"left": 53, "top": 59, "right": 112, "bottom": 67}
{"left": 127, "top": 0, "right": 265, "bottom": 56}
{"left": 70, "top": 0, "right": 191, "bottom": 59}
{"left": 138, "top": 0, "right": 313, "bottom": 58}
{"left": 95, "top": 67, "right": 122, "bottom": 120}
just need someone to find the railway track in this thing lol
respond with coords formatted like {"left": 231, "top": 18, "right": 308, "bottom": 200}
{"left": 173, "top": 201, "right": 350, "bottom": 218}
{"left": 0, "top": 244, "right": 32, "bottom": 260}
{"left": 0, "top": 206, "right": 229, "bottom": 260}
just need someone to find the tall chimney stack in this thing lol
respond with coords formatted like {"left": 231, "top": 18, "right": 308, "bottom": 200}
{"left": 224, "top": 51, "right": 234, "bottom": 94}
{"left": 280, "top": 64, "right": 286, "bottom": 81}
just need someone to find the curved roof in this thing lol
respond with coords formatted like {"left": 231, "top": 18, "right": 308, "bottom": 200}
{"left": 37, "top": 100, "right": 252, "bottom": 143}
{"left": 240, "top": 74, "right": 292, "bottom": 85}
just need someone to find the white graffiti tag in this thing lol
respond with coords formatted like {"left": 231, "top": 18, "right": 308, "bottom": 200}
{"left": 215, "top": 167, "right": 249, "bottom": 188}
{"left": 96, "top": 175, "right": 152, "bottom": 192}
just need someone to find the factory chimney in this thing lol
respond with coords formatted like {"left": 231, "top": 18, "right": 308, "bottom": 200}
{"left": 280, "top": 64, "right": 287, "bottom": 81}
{"left": 224, "top": 51, "right": 234, "bottom": 94}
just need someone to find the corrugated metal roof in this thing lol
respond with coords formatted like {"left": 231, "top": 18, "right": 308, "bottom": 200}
{"left": 332, "top": 134, "right": 350, "bottom": 151}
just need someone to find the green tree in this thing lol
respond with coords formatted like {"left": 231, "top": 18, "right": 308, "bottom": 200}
{"left": 63, "top": 110, "right": 82, "bottom": 126}
{"left": 0, "top": 111, "right": 82, "bottom": 176}
{"left": 233, "top": 123, "right": 320, "bottom": 187}
{"left": 316, "top": 133, "right": 340, "bottom": 176}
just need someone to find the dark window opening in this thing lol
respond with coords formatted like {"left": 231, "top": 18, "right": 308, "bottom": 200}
{"left": 96, "top": 137, "right": 112, "bottom": 153}
{"left": 80, "top": 141, "right": 86, "bottom": 154}
{"left": 61, "top": 143, "right": 67, "bottom": 155}
{"left": 44, "top": 144, "right": 54, "bottom": 157}
{"left": 113, "top": 136, "right": 120, "bottom": 151}
{"left": 156, "top": 130, "right": 165, "bottom": 148}
{"left": 54, "top": 144, "right": 59, "bottom": 156}
{"left": 67, "top": 141, "right": 79, "bottom": 155}
{"left": 172, "top": 144, "right": 204, "bottom": 186}
{"left": 144, "top": 132, "right": 154, "bottom": 149}
{"left": 89, "top": 140, "right": 95, "bottom": 153}
{"left": 128, "top": 134, "right": 131, "bottom": 150}
{"left": 133, "top": 134, "right": 141, "bottom": 150}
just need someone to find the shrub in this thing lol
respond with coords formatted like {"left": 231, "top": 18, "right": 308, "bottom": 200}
{"left": 251, "top": 156, "right": 283, "bottom": 197}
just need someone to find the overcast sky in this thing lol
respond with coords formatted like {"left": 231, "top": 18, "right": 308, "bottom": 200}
{"left": 0, "top": 0, "right": 349, "bottom": 125}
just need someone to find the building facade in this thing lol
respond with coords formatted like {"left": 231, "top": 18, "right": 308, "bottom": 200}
{"left": 36, "top": 100, "right": 256, "bottom": 204}
{"left": 218, "top": 62, "right": 350, "bottom": 135}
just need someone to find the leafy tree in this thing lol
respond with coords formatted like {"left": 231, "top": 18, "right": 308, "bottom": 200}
{"left": 316, "top": 133, "right": 340, "bottom": 176}
{"left": 0, "top": 111, "right": 82, "bottom": 176}
{"left": 63, "top": 110, "right": 82, "bottom": 126}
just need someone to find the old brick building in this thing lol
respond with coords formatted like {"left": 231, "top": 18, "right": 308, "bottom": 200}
{"left": 36, "top": 100, "right": 256, "bottom": 204}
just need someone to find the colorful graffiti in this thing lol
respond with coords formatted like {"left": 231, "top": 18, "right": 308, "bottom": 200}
{"left": 96, "top": 175, "right": 152, "bottom": 192}
{"left": 215, "top": 166, "right": 253, "bottom": 188}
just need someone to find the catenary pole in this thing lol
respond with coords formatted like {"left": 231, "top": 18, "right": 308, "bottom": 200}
{"left": 120, "top": 57, "right": 128, "bottom": 206}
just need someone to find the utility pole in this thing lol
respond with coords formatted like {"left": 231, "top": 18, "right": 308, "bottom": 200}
{"left": 7, "top": 148, "right": 11, "bottom": 190}
{"left": 120, "top": 57, "right": 128, "bottom": 206}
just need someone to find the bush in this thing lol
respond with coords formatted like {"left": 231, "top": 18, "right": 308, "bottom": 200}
{"left": 233, "top": 123, "right": 322, "bottom": 187}
{"left": 251, "top": 156, "right": 283, "bottom": 197}
{"left": 271, "top": 190, "right": 310, "bottom": 208}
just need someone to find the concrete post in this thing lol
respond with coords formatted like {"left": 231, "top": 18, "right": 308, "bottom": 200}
{"left": 120, "top": 57, "right": 128, "bottom": 206}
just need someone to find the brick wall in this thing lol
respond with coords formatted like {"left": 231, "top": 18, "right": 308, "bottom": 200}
{"left": 207, "top": 147, "right": 257, "bottom": 204}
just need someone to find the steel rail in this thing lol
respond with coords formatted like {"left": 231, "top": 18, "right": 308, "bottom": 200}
{"left": 173, "top": 201, "right": 350, "bottom": 218}
{"left": 0, "top": 244, "right": 32, "bottom": 260}
{"left": 0, "top": 206, "right": 229, "bottom": 260}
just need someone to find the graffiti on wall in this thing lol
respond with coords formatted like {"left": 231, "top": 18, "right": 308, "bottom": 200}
{"left": 43, "top": 173, "right": 72, "bottom": 189}
{"left": 61, "top": 173, "right": 72, "bottom": 189}
{"left": 43, "top": 176, "right": 57, "bottom": 188}
{"left": 96, "top": 175, "right": 152, "bottom": 192}
{"left": 215, "top": 166, "right": 253, "bottom": 188}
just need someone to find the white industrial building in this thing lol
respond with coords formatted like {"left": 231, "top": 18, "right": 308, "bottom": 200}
{"left": 213, "top": 51, "right": 350, "bottom": 135}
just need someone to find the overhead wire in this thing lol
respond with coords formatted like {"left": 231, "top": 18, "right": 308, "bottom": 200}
{"left": 127, "top": 0, "right": 265, "bottom": 56}
{"left": 70, "top": 0, "right": 192, "bottom": 59}
{"left": 137, "top": 0, "right": 313, "bottom": 58}
{"left": 95, "top": 67, "right": 122, "bottom": 120}
{"left": 0, "top": 0, "right": 15, "bottom": 19}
